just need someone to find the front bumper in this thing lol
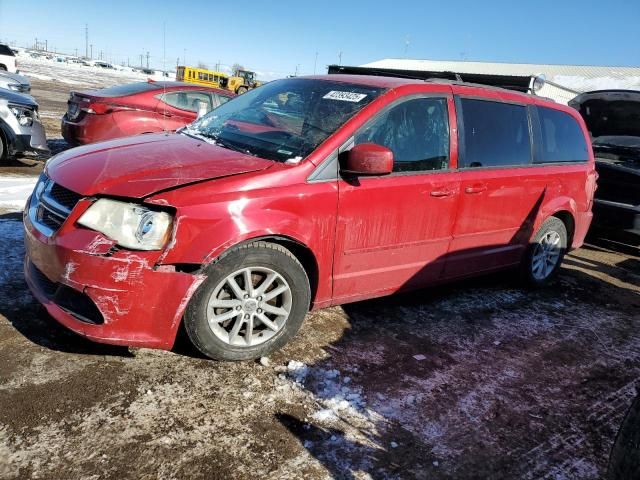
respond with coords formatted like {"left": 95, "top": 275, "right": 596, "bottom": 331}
{"left": 23, "top": 204, "right": 204, "bottom": 349}
{"left": 8, "top": 120, "right": 49, "bottom": 157}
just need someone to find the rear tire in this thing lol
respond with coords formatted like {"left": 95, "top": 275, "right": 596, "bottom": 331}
{"left": 184, "top": 242, "right": 310, "bottom": 361}
{"left": 236, "top": 86, "right": 248, "bottom": 95}
{"left": 521, "top": 216, "right": 568, "bottom": 287}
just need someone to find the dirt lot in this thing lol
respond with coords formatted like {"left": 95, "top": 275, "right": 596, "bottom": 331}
{"left": 1, "top": 73, "right": 639, "bottom": 479}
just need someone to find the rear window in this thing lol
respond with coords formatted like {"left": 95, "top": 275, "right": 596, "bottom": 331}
{"left": 91, "top": 82, "right": 159, "bottom": 97}
{"left": 536, "top": 107, "right": 589, "bottom": 163}
{"left": 0, "top": 44, "right": 15, "bottom": 56}
{"left": 459, "top": 98, "right": 532, "bottom": 168}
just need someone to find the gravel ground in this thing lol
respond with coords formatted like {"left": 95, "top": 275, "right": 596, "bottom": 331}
{"left": 1, "top": 61, "right": 639, "bottom": 479}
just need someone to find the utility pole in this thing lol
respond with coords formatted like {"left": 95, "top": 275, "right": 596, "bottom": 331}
{"left": 90, "top": 44, "right": 93, "bottom": 59}
{"left": 75, "top": 48, "right": 78, "bottom": 57}
{"left": 85, "top": 24, "right": 88, "bottom": 58}
{"left": 139, "top": 53, "right": 143, "bottom": 68}
{"left": 314, "top": 51, "right": 318, "bottom": 75}
{"left": 99, "top": 50, "right": 103, "bottom": 60}
{"left": 294, "top": 64, "right": 300, "bottom": 76}
{"left": 45, "top": 40, "right": 48, "bottom": 52}
{"left": 146, "top": 51, "right": 150, "bottom": 69}
{"left": 338, "top": 51, "right": 343, "bottom": 65}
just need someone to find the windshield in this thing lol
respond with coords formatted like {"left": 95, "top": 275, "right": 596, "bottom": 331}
{"left": 186, "top": 78, "right": 386, "bottom": 162}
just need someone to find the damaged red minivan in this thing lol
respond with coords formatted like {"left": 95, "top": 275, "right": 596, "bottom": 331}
{"left": 24, "top": 75, "right": 596, "bottom": 360}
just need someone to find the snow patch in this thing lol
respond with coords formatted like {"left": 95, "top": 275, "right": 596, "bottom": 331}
{"left": 0, "top": 175, "right": 37, "bottom": 212}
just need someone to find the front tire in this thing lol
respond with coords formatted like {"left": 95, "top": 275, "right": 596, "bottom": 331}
{"left": 184, "top": 242, "right": 310, "bottom": 361}
{"left": 236, "top": 86, "right": 248, "bottom": 95}
{"left": 0, "top": 131, "right": 7, "bottom": 164}
{"left": 522, "top": 216, "right": 568, "bottom": 287}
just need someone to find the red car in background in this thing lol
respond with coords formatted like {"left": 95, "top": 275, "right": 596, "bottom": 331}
{"left": 61, "top": 81, "right": 234, "bottom": 145}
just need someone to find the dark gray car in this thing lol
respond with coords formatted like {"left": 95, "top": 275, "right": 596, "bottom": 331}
{"left": 0, "top": 88, "right": 49, "bottom": 162}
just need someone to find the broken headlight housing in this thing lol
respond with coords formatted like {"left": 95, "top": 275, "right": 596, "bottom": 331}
{"left": 78, "top": 199, "right": 173, "bottom": 250}
{"left": 9, "top": 104, "right": 37, "bottom": 127}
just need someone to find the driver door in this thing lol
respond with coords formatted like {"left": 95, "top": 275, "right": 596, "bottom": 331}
{"left": 332, "top": 93, "right": 461, "bottom": 304}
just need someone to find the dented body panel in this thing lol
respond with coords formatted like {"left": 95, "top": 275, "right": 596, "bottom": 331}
{"left": 23, "top": 75, "right": 596, "bottom": 351}
{"left": 23, "top": 206, "right": 203, "bottom": 348}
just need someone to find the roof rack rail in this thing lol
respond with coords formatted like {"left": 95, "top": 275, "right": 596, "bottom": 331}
{"left": 327, "top": 64, "right": 534, "bottom": 94}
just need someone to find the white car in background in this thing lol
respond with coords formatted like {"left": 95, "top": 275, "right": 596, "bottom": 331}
{"left": 0, "top": 44, "right": 18, "bottom": 73}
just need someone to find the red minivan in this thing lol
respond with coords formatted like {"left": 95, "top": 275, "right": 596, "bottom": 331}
{"left": 61, "top": 81, "right": 234, "bottom": 145}
{"left": 24, "top": 75, "right": 596, "bottom": 360}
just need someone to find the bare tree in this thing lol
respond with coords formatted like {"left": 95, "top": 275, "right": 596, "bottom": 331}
{"left": 232, "top": 63, "right": 245, "bottom": 75}
{"left": 197, "top": 61, "right": 209, "bottom": 69}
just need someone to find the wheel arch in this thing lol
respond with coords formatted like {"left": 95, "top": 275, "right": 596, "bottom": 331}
{"left": 203, "top": 234, "right": 320, "bottom": 305}
{"left": 551, "top": 210, "right": 575, "bottom": 247}
{"left": 0, "top": 117, "right": 15, "bottom": 157}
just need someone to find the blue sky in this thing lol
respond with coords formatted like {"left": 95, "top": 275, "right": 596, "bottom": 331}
{"left": 0, "top": 0, "right": 638, "bottom": 79}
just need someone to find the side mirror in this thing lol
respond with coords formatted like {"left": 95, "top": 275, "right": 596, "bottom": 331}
{"left": 196, "top": 101, "right": 209, "bottom": 119}
{"left": 342, "top": 143, "right": 393, "bottom": 176}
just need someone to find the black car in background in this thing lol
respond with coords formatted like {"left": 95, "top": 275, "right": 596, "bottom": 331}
{"left": 570, "top": 90, "right": 640, "bottom": 241}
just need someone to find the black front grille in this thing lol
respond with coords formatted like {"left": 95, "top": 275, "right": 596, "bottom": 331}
{"left": 49, "top": 183, "right": 83, "bottom": 211}
{"left": 37, "top": 204, "right": 66, "bottom": 231}
{"left": 29, "top": 262, "right": 57, "bottom": 297}
{"left": 28, "top": 262, "right": 104, "bottom": 325}
{"left": 29, "top": 174, "right": 83, "bottom": 236}
{"left": 55, "top": 286, "right": 104, "bottom": 325}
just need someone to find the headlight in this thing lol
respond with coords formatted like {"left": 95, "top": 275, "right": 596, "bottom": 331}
{"left": 9, "top": 104, "right": 35, "bottom": 127}
{"left": 77, "top": 199, "right": 173, "bottom": 250}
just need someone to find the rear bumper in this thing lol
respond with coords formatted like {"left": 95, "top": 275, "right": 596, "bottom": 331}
{"left": 23, "top": 209, "right": 204, "bottom": 349}
{"left": 572, "top": 210, "right": 594, "bottom": 249}
{"left": 61, "top": 114, "right": 93, "bottom": 145}
{"left": 593, "top": 199, "right": 640, "bottom": 236}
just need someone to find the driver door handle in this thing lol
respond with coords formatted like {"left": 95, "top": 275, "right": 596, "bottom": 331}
{"left": 430, "top": 189, "right": 454, "bottom": 198}
{"left": 465, "top": 183, "right": 488, "bottom": 194}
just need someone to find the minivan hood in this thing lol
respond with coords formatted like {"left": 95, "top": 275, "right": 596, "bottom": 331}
{"left": 46, "top": 133, "right": 273, "bottom": 198}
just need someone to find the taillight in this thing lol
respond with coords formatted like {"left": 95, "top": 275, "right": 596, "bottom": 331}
{"left": 82, "top": 102, "right": 110, "bottom": 114}
{"left": 81, "top": 103, "right": 133, "bottom": 115}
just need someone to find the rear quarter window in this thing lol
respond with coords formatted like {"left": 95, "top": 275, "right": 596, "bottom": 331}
{"left": 535, "top": 106, "right": 589, "bottom": 163}
{"left": 458, "top": 98, "right": 532, "bottom": 168}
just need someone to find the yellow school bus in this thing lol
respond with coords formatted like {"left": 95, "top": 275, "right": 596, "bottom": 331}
{"left": 176, "top": 66, "right": 229, "bottom": 89}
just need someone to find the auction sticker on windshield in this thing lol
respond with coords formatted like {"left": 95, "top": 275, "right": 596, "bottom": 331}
{"left": 322, "top": 91, "right": 368, "bottom": 102}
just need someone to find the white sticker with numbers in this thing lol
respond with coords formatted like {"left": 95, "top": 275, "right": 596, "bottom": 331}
{"left": 322, "top": 91, "right": 367, "bottom": 102}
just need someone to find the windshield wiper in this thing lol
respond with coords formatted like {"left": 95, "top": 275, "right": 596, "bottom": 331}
{"left": 208, "top": 133, "right": 258, "bottom": 157}
{"left": 179, "top": 127, "right": 211, "bottom": 144}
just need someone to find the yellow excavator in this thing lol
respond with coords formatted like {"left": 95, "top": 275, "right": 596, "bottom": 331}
{"left": 227, "top": 69, "right": 262, "bottom": 94}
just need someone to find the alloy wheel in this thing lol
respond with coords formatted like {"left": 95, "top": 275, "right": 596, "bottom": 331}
{"left": 206, "top": 267, "right": 292, "bottom": 347}
{"left": 531, "top": 230, "right": 562, "bottom": 281}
